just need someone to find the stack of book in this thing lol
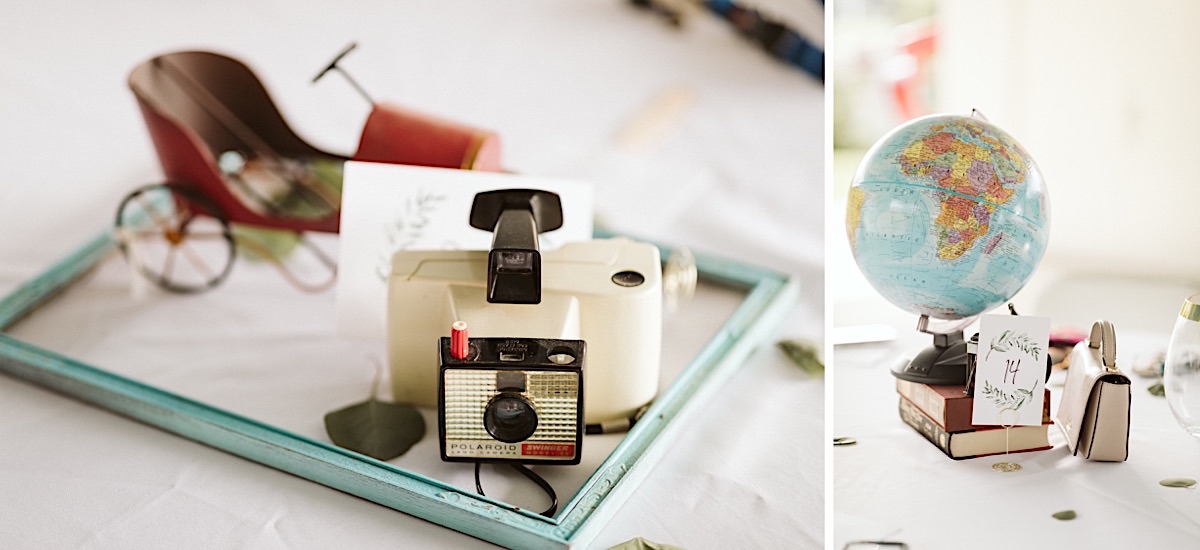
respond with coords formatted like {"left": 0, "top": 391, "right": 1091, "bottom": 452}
{"left": 896, "top": 379, "right": 1053, "bottom": 460}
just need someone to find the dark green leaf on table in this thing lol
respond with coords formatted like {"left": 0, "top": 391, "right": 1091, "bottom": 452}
{"left": 1148, "top": 381, "right": 1165, "bottom": 397}
{"left": 1051, "top": 510, "right": 1076, "bottom": 520}
{"left": 324, "top": 399, "right": 425, "bottom": 460}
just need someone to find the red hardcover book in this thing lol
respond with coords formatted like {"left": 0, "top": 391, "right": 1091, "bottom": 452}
{"left": 896, "top": 379, "right": 1051, "bottom": 432}
{"left": 899, "top": 396, "right": 1052, "bottom": 460}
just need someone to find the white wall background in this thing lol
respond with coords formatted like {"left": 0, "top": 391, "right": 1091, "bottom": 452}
{"left": 938, "top": 0, "right": 1200, "bottom": 281}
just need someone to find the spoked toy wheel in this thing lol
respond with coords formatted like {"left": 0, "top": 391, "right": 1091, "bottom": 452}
{"left": 114, "top": 183, "right": 236, "bottom": 293}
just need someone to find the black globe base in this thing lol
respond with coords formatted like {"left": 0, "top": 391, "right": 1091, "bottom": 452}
{"left": 890, "top": 330, "right": 969, "bottom": 385}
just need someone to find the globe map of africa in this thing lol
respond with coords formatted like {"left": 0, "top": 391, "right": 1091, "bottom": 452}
{"left": 846, "top": 114, "right": 1050, "bottom": 320}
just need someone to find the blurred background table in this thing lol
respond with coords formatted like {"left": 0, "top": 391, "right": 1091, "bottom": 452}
{"left": 0, "top": 1, "right": 824, "bottom": 548}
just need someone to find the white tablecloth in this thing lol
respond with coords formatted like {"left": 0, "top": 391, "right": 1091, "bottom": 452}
{"left": 0, "top": 1, "right": 824, "bottom": 548}
{"left": 834, "top": 292, "right": 1200, "bottom": 549}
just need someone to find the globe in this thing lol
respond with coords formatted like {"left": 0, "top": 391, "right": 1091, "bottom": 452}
{"left": 846, "top": 113, "right": 1050, "bottom": 320}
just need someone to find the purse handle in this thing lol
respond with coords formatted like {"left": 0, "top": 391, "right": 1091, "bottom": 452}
{"left": 1088, "top": 320, "right": 1116, "bottom": 368}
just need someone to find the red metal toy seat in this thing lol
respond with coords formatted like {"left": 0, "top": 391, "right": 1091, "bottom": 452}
{"left": 118, "top": 48, "right": 504, "bottom": 293}
{"left": 128, "top": 51, "right": 345, "bottom": 233}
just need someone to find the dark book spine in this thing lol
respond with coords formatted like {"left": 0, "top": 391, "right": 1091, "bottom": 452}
{"left": 898, "top": 396, "right": 956, "bottom": 459}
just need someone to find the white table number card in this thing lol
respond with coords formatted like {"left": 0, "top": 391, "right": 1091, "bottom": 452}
{"left": 336, "top": 161, "right": 594, "bottom": 341}
{"left": 972, "top": 314, "right": 1051, "bottom": 426}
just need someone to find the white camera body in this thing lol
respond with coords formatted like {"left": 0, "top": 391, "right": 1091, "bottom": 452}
{"left": 388, "top": 238, "right": 662, "bottom": 423}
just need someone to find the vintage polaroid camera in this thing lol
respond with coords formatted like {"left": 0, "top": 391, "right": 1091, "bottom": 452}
{"left": 388, "top": 189, "right": 662, "bottom": 424}
{"left": 439, "top": 333, "right": 585, "bottom": 464}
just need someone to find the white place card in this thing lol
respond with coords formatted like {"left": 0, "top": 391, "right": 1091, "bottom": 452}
{"left": 335, "top": 161, "right": 594, "bottom": 341}
{"left": 972, "top": 314, "right": 1051, "bottom": 426}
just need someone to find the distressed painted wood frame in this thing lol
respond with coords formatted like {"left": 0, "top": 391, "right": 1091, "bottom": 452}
{"left": 0, "top": 230, "right": 799, "bottom": 549}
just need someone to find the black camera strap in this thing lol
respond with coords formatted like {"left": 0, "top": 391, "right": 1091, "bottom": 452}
{"left": 473, "top": 462, "right": 558, "bottom": 518}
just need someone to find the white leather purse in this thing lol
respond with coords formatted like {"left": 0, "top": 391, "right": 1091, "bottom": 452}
{"left": 1055, "top": 320, "right": 1131, "bottom": 461}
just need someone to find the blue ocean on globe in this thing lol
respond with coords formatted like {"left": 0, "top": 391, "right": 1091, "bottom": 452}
{"left": 846, "top": 114, "right": 1050, "bottom": 320}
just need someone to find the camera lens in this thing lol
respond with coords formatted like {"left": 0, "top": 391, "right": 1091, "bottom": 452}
{"left": 484, "top": 393, "right": 539, "bottom": 443}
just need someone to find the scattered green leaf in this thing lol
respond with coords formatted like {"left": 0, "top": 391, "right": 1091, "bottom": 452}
{"left": 1148, "top": 382, "right": 1165, "bottom": 397}
{"left": 1160, "top": 477, "right": 1197, "bottom": 488}
{"left": 833, "top": 437, "right": 857, "bottom": 447}
{"left": 324, "top": 398, "right": 425, "bottom": 460}
{"left": 777, "top": 339, "right": 824, "bottom": 376}
{"left": 1051, "top": 510, "right": 1076, "bottom": 520}
{"left": 607, "top": 537, "right": 683, "bottom": 550}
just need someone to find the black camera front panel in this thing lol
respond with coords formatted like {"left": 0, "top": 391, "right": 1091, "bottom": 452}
{"left": 438, "top": 337, "right": 584, "bottom": 465}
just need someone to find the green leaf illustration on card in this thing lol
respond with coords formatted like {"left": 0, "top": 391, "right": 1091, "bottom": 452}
{"left": 374, "top": 188, "right": 447, "bottom": 282}
{"left": 981, "top": 378, "right": 1040, "bottom": 411}
{"left": 324, "top": 399, "right": 425, "bottom": 461}
{"left": 987, "top": 330, "right": 1043, "bottom": 361}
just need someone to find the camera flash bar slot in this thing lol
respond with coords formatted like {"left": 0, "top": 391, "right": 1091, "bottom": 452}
{"left": 499, "top": 351, "right": 525, "bottom": 362}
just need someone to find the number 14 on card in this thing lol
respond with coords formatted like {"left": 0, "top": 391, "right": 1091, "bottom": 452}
{"left": 973, "top": 314, "right": 1051, "bottom": 427}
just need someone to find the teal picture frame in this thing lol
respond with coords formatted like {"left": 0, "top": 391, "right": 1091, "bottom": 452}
{"left": 0, "top": 229, "right": 799, "bottom": 549}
